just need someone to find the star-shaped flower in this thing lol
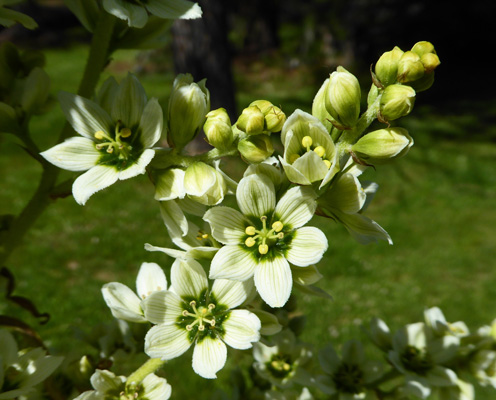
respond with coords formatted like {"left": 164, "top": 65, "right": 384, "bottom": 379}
{"left": 41, "top": 74, "right": 163, "bottom": 205}
{"left": 143, "top": 257, "right": 260, "bottom": 379}
{"left": 204, "top": 174, "right": 328, "bottom": 308}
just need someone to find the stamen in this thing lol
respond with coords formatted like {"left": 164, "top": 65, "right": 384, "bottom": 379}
{"left": 323, "top": 159, "right": 331, "bottom": 169}
{"left": 245, "top": 237, "right": 256, "bottom": 247}
{"left": 276, "top": 232, "right": 284, "bottom": 239}
{"left": 259, "top": 244, "right": 269, "bottom": 254}
{"left": 301, "top": 136, "right": 313, "bottom": 149}
{"left": 314, "top": 146, "right": 325, "bottom": 158}
{"left": 106, "top": 146, "right": 114, "bottom": 153}
{"left": 94, "top": 130, "right": 107, "bottom": 140}
{"left": 272, "top": 221, "right": 284, "bottom": 232}
{"left": 208, "top": 303, "right": 216, "bottom": 310}
{"left": 245, "top": 226, "right": 256, "bottom": 235}
{"left": 120, "top": 127, "right": 132, "bottom": 138}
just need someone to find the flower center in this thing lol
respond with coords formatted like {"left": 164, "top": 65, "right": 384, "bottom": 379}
{"left": 266, "top": 354, "right": 293, "bottom": 379}
{"left": 332, "top": 363, "right": 364, "bottom": 394}
{"left": 182, "top": 301, "right": 216, "bottom": 332}
{"left": 94, "top": 121, "right": 133, "bottom": 159}
{"left": 244, "top": 216, "right": 284, "bottom": 255}
{"left": 400, "top": 345, "right": 433, "bottom": 376}
{"left": 288, "top": 135, "right": 332, "bottom": 169}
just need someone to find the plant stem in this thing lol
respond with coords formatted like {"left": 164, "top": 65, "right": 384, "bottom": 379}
{"left": 0, "top": 11, "right": 116, "bottom": 266}
{"left": 126, "top": 358, "right": 166, "bottom": 389}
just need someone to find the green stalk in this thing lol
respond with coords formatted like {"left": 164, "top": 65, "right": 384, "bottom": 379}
{"left": 126, "top": 358, "right": 166, "bottom": 390}
{"left": 0, "top": 11, "right": 116, "bottom": 266}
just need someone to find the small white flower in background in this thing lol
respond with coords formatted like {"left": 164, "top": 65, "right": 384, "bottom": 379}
{"left": 253, "top": 329, "right": 314, "bottom": 389}
{"left": 102, "top": 0, "right": 202, "bottom": 29}
{"left": 470, "top": 349, "right": 496, "bottom": 388}
{"left": 388, "top": 322, "right": 459, "bottom": 399}
{"left": 0, "top": 329, "right": 63, "bottom": 399}
{"left": 264, "top": 387, "right": 314, "bottom": 400}
{"left": 102, "top": 262, "right": 167, "bottom": 323}
{"left": 143, "top": 257, "right": 261, "bottom": 379}
{"left": 204, "top": 173, "right": 327, "bottom": 308}
{"left": 73, "top": 369, "right": 171, "bottom": 400}
{"left": 315, "top": 340, "right": 382, "bottom": 399}
{"left": 424, "top": 307, "right": 469, "bottom": 339}
{"left": 41, "top": 73, "right": 163, "bottom": 205}
{"left": 436, "top": 379, "right": 474, "bottom": 400}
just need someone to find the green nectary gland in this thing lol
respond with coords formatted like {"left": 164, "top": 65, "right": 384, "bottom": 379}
{"left": 176, "top": 290, "right": 230, "bottom": 344}
{"left": 400, "top": 345, "right": 433, "bottom": 376}
{"left": 266, "top": 354, "right": 293, "bottom": 379}
{"left": 332, "top": 363, "right": 364, "bottom": 394}
{"left": 96, "top": 124, "right": 144, "bottom": 171}
{"left": 243, "top": 213, "right": 294, "bottom": 261}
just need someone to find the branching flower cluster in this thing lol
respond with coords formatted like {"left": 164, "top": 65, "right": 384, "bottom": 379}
{"left": 1, "top": 1, "right": 492, "bottom": 400}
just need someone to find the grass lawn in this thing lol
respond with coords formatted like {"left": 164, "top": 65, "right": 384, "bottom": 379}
{"left": 1, "top": 45, "right": 495, "bottom": 398}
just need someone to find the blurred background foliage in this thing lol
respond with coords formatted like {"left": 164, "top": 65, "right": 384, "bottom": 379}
{"left": 1, "top": 0, "right": 496, "bottom": 398}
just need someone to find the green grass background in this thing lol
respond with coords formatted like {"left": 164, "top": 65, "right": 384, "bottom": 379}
{"left": 1, "top": 45, "right": 495, "bottom": 398}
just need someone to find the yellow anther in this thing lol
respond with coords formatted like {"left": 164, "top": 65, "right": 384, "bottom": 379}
{"left": 106, "top": 146, "right": 114, "bottom": 153}
{"left": 259, "top": 244, "right": 269, "bottom": 255}
{"left": 94, "top": 130, "right": 106, "bottom": 140}
{"left": 120, "top": 127, "right": 132, "bottom": 138}
{"left": 323, "top": 159, "right": 332, "bottom": 169}
{"left": 208, "top": 303, "right": 215, "bottom": 310}
{"left": 245, "top": 237, "right": 256, "bottom": 247}
{"left": 276, "top": 232, "right": 284, "bottom": 239}
{"left": 288, "top": 154, "right": 300, "bottom": 164}
{"left": 201, "top": 233, "right": 209, "bottom": 239}
{"left": 314, "top": 145, "right": 326, "bottom": 158}
{"left": 272, "top": 221, "right": 284, "bottom": 232}
{"left": 301, "top": 135, "right": 313, "bottom": 148}
{"left": 245, "top": 226, "right": 256, "bottom": 235}
{"left": 198, "top": 325, "right": 205, "bottom": 331}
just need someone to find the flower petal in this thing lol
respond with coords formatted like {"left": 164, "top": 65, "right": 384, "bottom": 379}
{"left": 211, "top": 279, "right": 252, "bottom": 309}
{"left": 58, "top": 91, "right": 113, "bottom": 139}
{"left": 41, "top": 137, "right": 99, "bottom": 172}
{"left": 141, "top": 374, "right": 172, "bottom": 400}
{"left": 286, "top": 227, "right": 327, "bottom": 266}
{"left": 279, "top": 155, "right": 312, "bottom": 186}
{"left": 145, "top": 324, "right": 191, "bottom": 360}
{"left": 101, "top": 282, "right": 145, "bottom": 323}
{"left": 136, "top": 262, "right": 167, "bottom": 300}
{"left": 103, "top": 0, "right": 148, "bottom": 28}
{"left": 291, "top": 151, "right": 329, "bottom": 183}
{"left": 321, "top": 173, "right": 366, "bottom": 214}
{"left": 143, "top": 290, "right": 183, "bottom": 325}
{"left": 145, "top": 0, "right": 202, "bottom": 20}
{"left": 111, "top": 73, "right": 147, "bottom": 128}
{"left": 222, "top": 309, "right": 261, "bottom": 350}
{"left": 171, "top": 258, "right": 208, "bottom": 299}
{"left": 159, "top": 200, "right": 188, "bottom": 238}
{"left": 209, "top": 245, "right": 257, "bottom": 281}
{"left": 274, "top": 185, "right": 317, "bottom": 229}
{"left": 154, "top": 168, "right": 186, "bottom": 201}
{"left": 204, "top": 206, "right": 247, "bottom": 245}
{"left": 139, "top": 98, "right": 163, "bottom": 148}
{"left": 254, "top": 256, "right": 292, "bottom": 308}
{"left": 332, "top": 210, "right": 393, "bottom": 245}
{"left": 237, "top": 174, "right": 275, "bottom": 218}
{"left": 192, "top": 337, "right": 227, "bottom": 379}
{"left": 72, "top": 165, "right": 119, "bottom": 205}
{"left": 118, "top": 148, "right": 155, "bottom": 180}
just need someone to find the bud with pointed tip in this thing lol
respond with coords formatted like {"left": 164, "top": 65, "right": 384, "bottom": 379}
{"left": 238, "top": 135, "right": 274, "bottom": 163}
{"left": 167, "top": 73, "right": 210, "bottom": 150}
{"left": 352, "top": 127, "right": 413, "bottom": 164}
{"left": 379, "top": 84, "right": 416, "bottom": 121}
{"left": 204, "top": 108, "right": 233, "bottom": 150}
{"left": 236, "top": 105, "right": 265, "bottom": 135}
{"left": 397, "top": 51, "right": 425, "bottom": 83}
{"left": 324, "top": 66, "right": 361, "bottom": 129}
{"left": 375, "top": 46, "right": 404, "bottom": 87}
{"left": 250, "top": 100, "right": 286, "bottom": 132}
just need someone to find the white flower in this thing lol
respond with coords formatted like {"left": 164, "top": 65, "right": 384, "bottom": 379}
{"left": 102, "top": 0, "right": 202, "bottom": 29}
{"left": 102, "top": 262, "right": 167, "bottom": 323}
{"left": 204, "top": 174, "right": 328, "bottom": 308}
{"left": 143, "top": 258, "right": 261, "bottom": 379}
{"left": 424, "top": 307, "right": 469, "bottom": 339}
{"left": 41, "top": 74, "right": 163, "bottom": 205}
{"left": 73, "top": 369, "right": 171, "bottom": 400}
{"left": 0, "top": 329, "right": 63, "bottom": 399}
{"left": 388, "top": 322, "right": 459, "bottom": 399}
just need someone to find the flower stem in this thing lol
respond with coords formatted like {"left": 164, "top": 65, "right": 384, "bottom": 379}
{"left": 0, "top": 11, "right": 116, "bottom": 266}
{"left": 126, "top": 358, "right": 166, "bottom": 390}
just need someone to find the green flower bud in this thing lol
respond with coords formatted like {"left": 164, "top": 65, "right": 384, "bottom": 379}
{"left": 184, "top": 162, "right": 227, "bottom": 206}
{"left": 411, "top": 41, "right": 435, "bottom": 57}
{"left": 375, "top": 46, "right": 404, "bottom": 87}
{"left": 409, "top": 72, "right": 435, "bottom": 93}
{"left": 397, "top": 51, "right": 425, "bottom": 83}
{"left": 236, "top": 105, "right": 265, "bottom": 135}
{"left": 204, "top": 108, "right": 233, "bottom": 150}
{"left": 167, "top": 73, "right": 210, "bottom": 150}
{"left": 238, "top": 135, "right": 274, "bottom": 163}
{"left": 21, "top": 67, "right": 50, "bottom": 115}
{"left": 420, "top": 52, "right": 441, "bottom": 73}
{"left": 352, "top": 127, "right": 413, "bottom": 164}
{"left": 250, "top": 100, "right": 286, "bottom": 132}
{"left": 324, "top": 66, "right": 361, "bottom": 129}
{"left": 379, "top": 84, "right": 416, "bottom": 121}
